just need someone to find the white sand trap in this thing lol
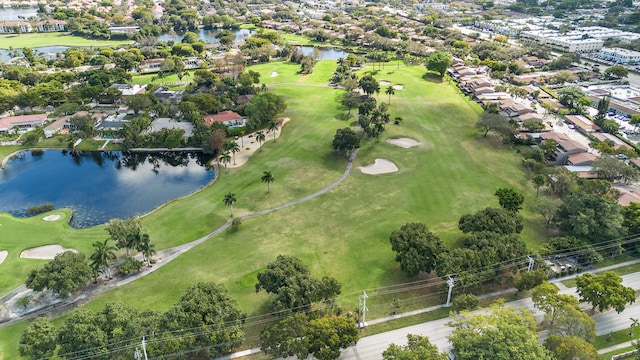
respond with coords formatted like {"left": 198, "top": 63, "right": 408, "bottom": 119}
{"left": 393, "top": 84, "right": 404, "bottom": 90}
{"left": 379, "top": 80, "right": 391, "bottom": 86}
{"left": 359, "top": 158, "right": 398, "bottom": 175}
{"left": 42, "top": 214, "right": 62, "bottom": 222}
{"left": 387, "top": 137, "right": 420, "bottom": 148}
{"left": 0, "top": 250, "right": 7, "bottom": 265}
{"left": 271, "top": 71, "right": 278, "bottom": 77}
{"left": 20, "top": 245, "right": 78, "bottom": 260}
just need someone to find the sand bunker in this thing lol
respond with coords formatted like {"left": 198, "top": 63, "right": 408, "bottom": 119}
{"left": 387, "top": 138, "right": 420, "bottom": 148}
{"left": 379, "top": 80, "right": 391, "bottom": 86}
{"left": 271, "top": 71, "right": 278, "bottom": 77}
{"left": 393, "top": 84, "right": 404, "bottom": 90}
{"left": 0, "top": 250, "right": 7, "bottom": 265}
{"left": 20, "top": 245, "right": 78, "bottom": 260}
{"left": 42, "top": 214, "right": 62, "bottom": 222}
{"left": 359, "top": 158, "right": 398, "bottom": 175}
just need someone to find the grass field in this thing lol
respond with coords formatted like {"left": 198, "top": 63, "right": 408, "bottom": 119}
{"left": 130, "top": 72, "right": 195, "bottom": 87}
{"left": 0, "top": 61, "right": 544, "bottom": 357}
{"left": 0, "top": 33, "right": 132, "bottom": 49}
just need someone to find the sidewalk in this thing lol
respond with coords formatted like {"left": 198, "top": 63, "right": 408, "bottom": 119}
{"left": 598, "top": 340, "right": 637, "bottom": 355}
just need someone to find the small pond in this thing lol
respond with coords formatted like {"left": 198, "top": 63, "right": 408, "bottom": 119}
{"left": 0, "top": 150, "right": 215, "bottom": 228}
{"left": 0, "top": 7, "right": 38, "bottom": 21}
{"left": 0, "top": 46, "right": 70, "bottom": 61}
{"left": 294, "top": 46, "right": 349, "bottom": 61}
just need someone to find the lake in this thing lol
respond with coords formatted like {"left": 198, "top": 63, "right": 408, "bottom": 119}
{"left": 0, "top": 46, "right": 69, "bottom": 61}
{"left": 158, "top": 28, "right": 253, "bottom": 43}
{"left": 0, "top": 7, "right": 38, "bottom": 21}
{"left": 295, "top": 46, "right": 349, "bottom": 61}
{"left": 0, "top": 150, "right": 215, "bottom": 228}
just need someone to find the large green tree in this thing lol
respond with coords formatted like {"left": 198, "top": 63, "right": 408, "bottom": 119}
{"left": 426, "top": 51, "right": 452, "bottom": 77}
{"left": 261, "top": 314, "right": 359, "bottom": 360}
{"left": 25, "top": 251, "right": 92, "bottom": 298}
{"left": 576, "top": 271, "right": 635, "bottom": 313}
{"left": 156, "top": 282, "right": 246, "bottom": 358}
{"left": 389, "top": 222, "right": 445, "bottom": 277}
{"left": 544, "top": 335, "right": 598, "bottom": 360}
{"left": 105, "top": 218, "right": 143, "bottom": 255}
{"left": 382, "top": 334, "right": 447, "bottom": 360}
{"left": 358, "top": 74, "right": 380, "bottom": 96}
{"left": 256, "top": 255, "right": 341, "bottom": 312}
{"left": 244, "top": 92, "right": 286, "bottom": 129}
{"left": 19, "top": 317, "right": 58, "bottom": 360}
{"left": 458, "top": 207, "right": 524, "bottom": 234}
{"left": 556, "top": 193, "right": 624, "bottom": 243}
{"left": 448, "top": 302, "right": 554, "bottom": 360}
{"left": 494, "top": 187, "right": 525, "bottom": 212}
{"left": 332, "top": 127, "right": 360, "bottom": 156}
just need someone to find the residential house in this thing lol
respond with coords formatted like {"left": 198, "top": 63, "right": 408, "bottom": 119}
{"left": 0, "top": 21, "right": 32, "bottom": 33}
{"left": 0, "top": 113, "right": 48, "bottom": 132}
{"left": 36, "top": 19, "right": 66, "bottom": 32}
{"left": 152, "top": 87, "right": 184, "bottom": 104}
{"left": 539, "top": 131, "right": 588, "bottom": 165}
{"left": 564, "top": 115, "right": 600, "bottom": 133}
{"left": 566, "top": 152, "right": 597, "bottom": 166}
{"left": 499, "top": 99, "right": 534, "bottom": 118}
{"left": 110, "top": 84, "right": 147, "bottom": 98}
{"left": 183, "top": 57, "right": 204, "bottom": 69}
{"left": 203, "top": 110, "right": 246, "bottom": 127}
{"left": 139, "top": 58, "right": 164, "bottom": 73}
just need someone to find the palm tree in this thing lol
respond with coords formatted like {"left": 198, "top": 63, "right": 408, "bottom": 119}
{"left": 137, "top": 234, "right": 155, "bottom": 267}
{"left": 261, "top": 171, "right": 275, "bottom": 193}
{"left": 385, "top": 85, "right": 395, "bottom": 104}
{"left": 219, "top": 151, "right": 231, "bottom": 171}
{"left": 223, "top": 140, "right": 240, "bottom": 165}
{"left": 268, "top": 120, "right": 278, "bottom": 141}
{"left": 256, "top": 130, "right": 266, "bottom": 150}
{"left": 223, "top": 193, "right": 237, "bottom": 216}
{"left": 89, "top": 239, "right": 117, "bottom": 280}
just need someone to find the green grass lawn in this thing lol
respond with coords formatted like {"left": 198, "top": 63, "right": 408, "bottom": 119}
{"left": 130, "top": 71, "right": 195, "bottom": 89}
{"left": 0, "top": 33, "right": 132, "bottom": 49}
{"left": 0, "top": 63, "right": 545, "bottom": 357}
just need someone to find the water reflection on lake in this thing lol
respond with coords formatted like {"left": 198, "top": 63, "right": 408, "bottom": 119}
{"left": 295, "top": 46, "right": 349, "bottom": 60}
{"left": 0, "top": 150, "right": 215, "bottom": 228}
{"left": 157, "top": 28, "right": 253, "bottom": 43}
{"left": 0, "top": 7, "right": 38, "bottom": 21}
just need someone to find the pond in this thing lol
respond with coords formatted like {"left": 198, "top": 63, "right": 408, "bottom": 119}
{"left": 0, "top": 7, "right": 38, "bottom": 21}
{"left": 0, "top": 45, "right": 70, "bottom": 61}
{"left": 157, "top": 28, "right": 253, "bottom": 43}
{"left": 295, "top": 46, "right": 349, "bottom": 61}
{"left": 0, "top": 150, "right": 215, "bottom": 228}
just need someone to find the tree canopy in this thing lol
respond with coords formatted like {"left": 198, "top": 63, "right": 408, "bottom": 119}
{"left": 448, "top": 302, "right": 554, "bottom": 360}
{"left": 494, "top": 187, "right": 525, "bottom": 212}
{"left": 389, "top": 222, "right": 444, "bottom": 277}
{"left": 426, "top": 51, "right": 452, "bottom": 77}
{"left": 261, "top": 314, "right": 359, "bottom": 360}
{"left": 556, "top": 192, "right": 624, "bottom": 243}
{"left": 25, "top": 251, "right": 92, "bottom": 298}
{"left": 458, "top": 207, "right": 524, "bottom": 235}
{"left": 244, "top": 92, "right": 286, "bottom": 130}
{"left": 382, "top": 334, "right": 447, "bottom": 360}
{"left": 575, "top": 271, "right": 635, "bottom": 313}
{"left": 256, "top": 255, "right": 341, "bottom": 312}
{"left": 332, "top": 127, "right": 360, "bottom": 156}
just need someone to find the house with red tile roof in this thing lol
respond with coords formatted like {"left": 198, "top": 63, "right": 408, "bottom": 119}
{"left": 202, "top": 111, "right": 246, "bottom": 127}
{"left": 0, "top": 113, "right": 48, "bottom": 132}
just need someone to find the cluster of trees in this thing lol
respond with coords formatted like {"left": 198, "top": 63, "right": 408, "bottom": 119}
{"left": 390, "top": 188, "right": 530, "bottom": 291}
{"left": 256, "top": 256, "right": 359, "bottom": 360}
{"left": 24, "top": 218, "right": 155, "bottom": 298}
{"left": 20, "top": 283, "right": 245, "bottom": 360}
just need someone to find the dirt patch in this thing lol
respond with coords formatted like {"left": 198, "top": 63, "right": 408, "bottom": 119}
{"left": 20, "top": 245, "right": 78, "bottom": 260}
{"left": 387, "top": 137, "right": 421, "bottom": 148}
{"left": 42, "top": 214, "right": 62, "bottom": 222}
{"left": 379, "top": 80, "right": 391, "bottom": 86}
{"left": 359, "top": 158, "right": 398, "bottom": 175}
{"left": 393, "top": 84, "right": 404, "bottom": 90}
{"left": 271, "top": 71, "right": 278, "bottom": 77}
{"left": 0, "top": 250, "right": 7, "bottom": 265}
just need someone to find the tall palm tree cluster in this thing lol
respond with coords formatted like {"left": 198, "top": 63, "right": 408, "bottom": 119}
{"left": 91, "top": 219, "right": 156, "bottom": 281}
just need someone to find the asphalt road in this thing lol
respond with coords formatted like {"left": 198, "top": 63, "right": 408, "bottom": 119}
{"left": 338, "top": 272, "right": 640, "bottom": 359}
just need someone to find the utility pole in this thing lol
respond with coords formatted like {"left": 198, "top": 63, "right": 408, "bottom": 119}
{"left": 141, "top": 336, "right": 149, "bottom": 360}
{"left": 446, "top": 276, "right": 456, "bottom": 307}
{"left": 359, "top": 291, "right": 368, "bottom": 328}
{"left": 527, "top": 255, "right": 535, "bottom": 272}
{"left": 357, "top": 296, "right": 362, "bottom": 328}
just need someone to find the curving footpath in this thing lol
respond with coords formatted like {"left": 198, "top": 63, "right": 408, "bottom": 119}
{"left": 0, "top": 149, "right": 359, "bottom": 328}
